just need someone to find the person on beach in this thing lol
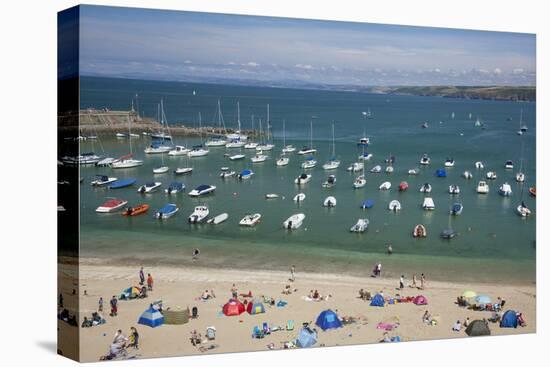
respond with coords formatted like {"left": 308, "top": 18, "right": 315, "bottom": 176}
{"left": 113, "top": 329, "right": 128, "bottom": 346}
{"left": 377, "top": 263, "right": 382, "bottom": 277}
{"left": 98, "top": 297, "right": 104, "bottom": 313}
{"left": 452, "top": 320, "right": 461, "bottom": 332}
{"left": 139, "top": 267, "right": 145, "bottom": 286}
{"left": 110, "top": 296, "right": 118, "bottom": 317}
{"left": 129, "top": 327, "right": 139, "bottom": 349}
{"left": 464, "top": 317, "right": 470, "bottom": 327}
{"left": 290, "top": 265, "right": 296, "bottom": 282}
{"left": 411, "top": 274, "right": 417, "bottom": 288}
{"left": 147, "top": 273, "right": 153, "bottom": 291}
{"left": 399, "top": 275, "right": 405, "bottom": 289}
{"left": 420, "top": 273, "right": 426, "bottom": 289}
{"left": 387, "top": 243, "right": 393, "bottom": 255}
{"left": 231, "top": 284, "right": 238, "bottom": 299}
{"left": 192, "top": 248, "right": 200, "bottom": 260}
{"left": 422, "top": 310, "right": 432, "bottom": 324}
{"left": 381, "top": 332, "right": 392, "bottom": 343}
{"left": 59, "top": 293, "right": 64, "bottom": 308}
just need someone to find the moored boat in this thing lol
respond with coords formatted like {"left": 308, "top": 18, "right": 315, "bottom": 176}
{"left": 238, "top": 169, "right": 254, "bottom": 180}
{"left": 476, "top": 181, "right": 489, "bottom": 194}
{"left": 155, "top": 204, "right": 178, "bottom": 219}
{"left": 188, "top": 184, "right": 216, "bottom": 197}
{"left": 137, "top": 181, "right": 162, "bottom": 193}
{"left": 499, "top": 182, "right": 512, "bottom": 197}
{"left": 422, "top": 197, "right": 435, "bottom": 210}
{"left": 413, "top": 224, "right": 427, "bottom": 238}
{"left": 189, "top": 206, "right": 209, "bottom": 223}
{"left": 399, "top": 181, "right": 409, "bottom": 191}
{"left": 322, "top": 175, "right": 336, "bottom": 188}
{"left": 294, "top": 173, "right": 311, "bottom": 185}
{"left": 91, "top": 175, "right": 117, "bottom": 187}
{"left": 122, "top": 204, "right": 149, "bottom": 216}
{"left": 174, "top": 167, "right": 193, "bottom": 175}
{"left": 379, "top": 181, "right": 391, "bottom": 190}
{"left": 353, "top": 175, "right": 367, "bottom": 189}
{"left": 293, "top": 193, "right": 306, "bottom": 202}
{"left": 361, "top": 199, "right": 374, "bottom": 209}
{"left": 419, "top": 183, "right": 432, "bottom": 193}
{"left": 323, "top": 196, "right": 337, "bottom": 207}
{"left": 350, "top": 219, "right": 369, "bottom": 233}
{"left": 239, "top": 213, "right": 262, "bottom": 227}
{"left": 388, "top": 200, "right": 401, "bottom": 211}
{"left": 96, "top": 198, "right": 128, "bottom": 213}
{"left": 207, "top": 213, "right": 229, "bottom": 224}
{"left": 283, "top": 213, "right": 306, "bottom": 229}
{"left": 165, "top": 182, "right": 185, "bottom": 194}
{"left": 448, "top": 184, "right": 460, "bottom": 195}
{"left": 451, "top": 203, "right": 463, "bottom": 215}
{"left": 108, "top": 178, "right": 136, "bottom": 189}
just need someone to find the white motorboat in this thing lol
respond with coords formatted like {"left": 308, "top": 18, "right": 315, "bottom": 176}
{"left": 422, "top": 197, "right": 435, "bottom": 210}
{"left": 419, "top": 183, "right": 432, "bottom": 193}
{"left": 477, "top": 181, "right": 489, "bottom": 194}
{"left": 475, "top": 161, "right": 484, "bottom": 169}
{"left": 188, "top": 206, "right": 209, "bottom": 223}
{"left": 95, "top": 198, "right": 128, "bottom": 213}
{"left": 499, "top": 182, "right": 513, "bottom": 196}
{"left": 302, "top": 157, "right": 317, "bottom": 169}
{"left": 419, "top": 154, "right": 430, "bottom": 165}
{"left": 220, "top": 169, "right": 236, "bottom": 178}
{"left": 448, "top": 184, "right": 460, "bottom": 195}
{"left": 353, "top": 175, "right": 367, "bottom": 188}
{"left": 153, "top": 166, "right": 169, "bottom": 174}
{"left": 207, "top": 213, "right": 229, "bottom": 224}
{"left": 282, "top": 145, "right": 296, "bottom": 153}
{"left": 293, "top": 193, "right": 306, "bottom": 202}
{"left": 188, "top": 145, "right": 209, "bottom": 157}
{"left": 517, "top": 202, "right": 531, "bottom": 217}
{"left": 188, "top": 184, "right": 216, "bottom": 197}
{"left": 385, "top": 166, "right": 394, "bottom": 174}
{"left": 137, "top": 181, "right": 162, "bottom": 193}
{"left": 244, "top": 142, "right": 259, "bottom": 149}
{"left": 91, "top": 175, "right": 117, "bottom": 187}
{"left": 251, "top": 151, "right": 268, "bottom": 163}
{"left": 205, "top": 137, "right": 228, "bottom": 147}
{"left": 237, "top": 169, "right": 254, "bottom": 180}
{"left": 164, "top": 182, "right": 185, "bottom": 194}
{"left": 444, "top": 158, "right": 455, "bottom": 167}
{"left": 295, "top": 173, "right": 312, "bottom": 185}
{"left": 297, "top": 147, "right": 317, "bottom": 155}
{"left": 408, "top": 168, "right": 418, "bottom": 175}
{"left": 388, "top": 200, "right": 401, "bottom": 211}
{"left": 111, "top": 157, "right": 144, "bottom": 169}
{"left": 276, "top": 155, "right": 290, "bottom": 166}
{"left": 174, "top": 167, "right": 193, "bottom": 175}
{"left": 486, "top": 171, "right": 497, "bottom": 180}
{"left": 350, "top": 219, "right": 369, "bottom": 233}
{"left": 229, "top": 153, "right": 246, "bottom": 161}
{"left": 515, "top": 172, "right": 525, "bottom": 183}
{"left": 168, "top": 145, "right": 190, "bottom": 156}
{"left": 283, "top": 213, "right": 306, "bottom": 229}
{"left": 323, "top": 160, "right": 340, "bottom": 170}
{"left": 347, "top": 162, "right": 364, "bottom": 172}
{"left": 413, "top": 224, "right": 427, "bottom": 238}
{"left": 256, "top": 143, "right": 275, "bottom": 151}
{"left": 370, "top": 165, "right": 382, "bottom": 173}
{"left": 358, "top": 152, "right": 373, "bottom": 161}
{"left": 322, "top": 175, "right": 336, "bottom": 188}
{"left": 379, "top": 181, "right": 391, "bottom": 190}
{"left": 323, "top": 196, "right": 337, "bottom": 207}
{"left": 239, "top": 213, "right": 262, "bottom": 227}
{"left": 144, "top": 143, "right": 172, "bottom": 154}
{"left": 504, "top": 160, "right": 514, "bottom": 169}
{"left": 463, "top": 171, "right": 473, "bottom": 179}
{"left": 61, "top": 152, "right": 103, "bottom": 166}
{"left": 265, "top": 193, "right": 280, "bottom": 199}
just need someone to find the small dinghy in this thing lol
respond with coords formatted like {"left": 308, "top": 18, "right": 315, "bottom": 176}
{"left": 238, "top": 169, "right": 254, "bottom": 180}
{"left": 188, "top": 184, "right": 216, "bottom": 197}
{"left": 96, "top": 198, "right": 128, "bottom": 213}
{"left": 207, "top": 213, "right": 229, "bottom": 224}
{"left": 358, "top": 152, "right": 373, "bottom": 161}
{"left": 413, "top": 224, "right": 427, "bottom": 238}
{"left": 449, "top": 184, "right": 460, "bottom": 195}
{"left": 475, "top": 161, "right": 484, "bottom": 169}
{"left": 517, "top": 202, "right": 531, "bottom": 217}
{"left": 504, "top": 160, "right": 514, "bottom": 169}
{"left": 419, "top": 154, "right": 430, "bottom": 165}
{"left": 109, "top": 178, "right": 136, "bottom": 189}
{"left": 322, "top": 175, "right": 336, "bottom": 188}
{"left": 399, "top": 181, "right": 409, "bottom": 191}
{"left": 370, "top": 165, "right": 382, "bottom": 173}
{"left": 229, "top": 154, "right": 246, "bottom": 161}
{"left": 220, "top": 168, "right": 236, "bottom": 178}
{"left": 499, "top": 182, "right": 512, "bottom": 197}
{"left": 529, "top": 187, "right": 536, "bottom": 197}
{"left": 155, "top": 204, "right": 178, "bottom": 219}
{"left": 293, "top": 193, "right": 306, "bottom": 202}
{"left": 379, "top": 181, "right": 391, "bottom": 190}
{"left": 486, "top": 171, "right": 497, "bottom": 180}
{"left": 265, "top": 193, "right": 279, "bottom": 199}
{"left": 388, "top": 200, "right": 401, "bottom": 211}
{"left": 451, "top": 203, "right": 463, "bottom": 215}
{"left": 440, "top": 228, "right": 457, "bottom": 239}
{"left": 276, "top": 155, "right": 290, "bottom": 166}
{"left": 477, "top": 181, "right": 489, "bottom": 194}
{"left": 353, "top": 175, "right": 367, "bottom": 188}
{"left": 463, "top": 171, "right": 473, "bottom": 179}
{"left": 122, "top": 204, "right": 149, "bottom": 217}
{"left": 444, "top": 158, "right": 455, "bottom": 167}
{"left": 174, "top": 167, "right": 193, "bottom": 175}
{"left": 361, "top": 199, "right": 374, "bottom": 209}
{"left": 350, "top": 219, "right": 369, "bottom": 233}
{"left": 347, "top": 162, "right": 364, "bottom": 172}
{"left": 419, "top": 183, "right": 432, "bottom": 193}
{"left": 323, "top": 196, "right": 337, "bottom": 207}
{"left": 137, "top": 181, "right": 162, "bottom": 194}
{"left": 91, "top": 175, "right": 117, "bottom": 187}
{"left": 239, "top": 213, "right": 262, "bottom": 227}
{"left": 283, "top": 213, "right": 306, "bottom": 229}
{"left": 165, "top": 182, "right": 185, "bottom": 194}
{"left": 294, "top": 173, "right": 312, "bottom": 185}
{"left": 422, "top": 197, "right": 435, "bottom": 210}
{"left": 153, "top": 166, "right": 169, "bottom": 174}
{"left": 408, "top": 168, "right": 418, "bottom": 175}
{"left": 515, "top": 172, "right": 525, "bottom": 182}
{"left": 435, "top": 168, "right": 447, "bottom": 177}
{"left": 385, "top": 166, "right": 394, "bottom": 174}
{"left": 189, "top": 206, "right": 209, "bottom": 223}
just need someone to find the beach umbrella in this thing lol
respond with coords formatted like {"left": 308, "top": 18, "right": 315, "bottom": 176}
{"left": 475, "top": 295, "right": 492, "bottom": 304}
{"left": 462, "top": 290, "right": 477, "bottom": 299}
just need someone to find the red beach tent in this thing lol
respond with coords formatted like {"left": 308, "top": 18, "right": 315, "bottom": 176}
{"left": 223, "top": 299, "right": 245, "bottom": 316}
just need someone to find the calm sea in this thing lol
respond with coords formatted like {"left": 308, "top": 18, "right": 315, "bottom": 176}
{"left": 78, "top": 77, "right": 536, "bottom": 284}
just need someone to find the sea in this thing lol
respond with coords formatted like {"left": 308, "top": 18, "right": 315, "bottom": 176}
{"left": 78, "top": 76, "right": 536, "bottom": 284}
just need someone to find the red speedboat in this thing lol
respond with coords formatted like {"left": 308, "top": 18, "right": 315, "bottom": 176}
{"left": 96, "top": 198, "right": 128, "bottom": 213}
{"left": 399, "top": 181, "right": 409, "bottom": 191}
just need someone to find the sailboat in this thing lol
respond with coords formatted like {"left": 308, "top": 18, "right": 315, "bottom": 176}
{"left": 281, "top": 118, "right": 296, "bottom": 153}
{"left": 323, "top": 123, "right": 340, "bottom": 170}
{"left": 440, "top": 203, "right": 457, "bottom": 239}
{"left": 276, "top": 120, "right": 290, "bottom": 166}
{"left": 516, "top": 137, "right": 526, "bottom": 182}
{"left": 256, "top": 104, "right": 275, "bottom": 151}
{"left": 205, "top": 100, "right": 228, "bottom": 147}
{"left": 517, "top": 109, "right": 528, "bottom": 135}
{"left": 111, "top": 115, "right": 144, "bottom": 169}
{"left": 188, "top": 112, "right": 210, "bottom": 157}
{"left": 358, "top": 110, "right": 371, "bottom": 146}
{"left": 244, "top": 115, "right": 259, "bottom": 149}
{"left": 226, "top": 102, "right": 246, "bottom": 148}
{"left": 145, "top": 100, "right": 173, "bottom": 154}
{"left": 297, "top": 117, "right": 317, "bottom": 155}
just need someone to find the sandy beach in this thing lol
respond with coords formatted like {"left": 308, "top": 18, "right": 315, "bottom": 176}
{"left": 57, "top": 258, "right": 535, "bottom": 362}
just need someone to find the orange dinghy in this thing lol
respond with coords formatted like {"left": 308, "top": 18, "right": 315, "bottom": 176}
{"left": 529, "top": 187, "right": 536, "bottom": 197}
{"left": 122, "top": 204, "right": 150, "bottom": 216}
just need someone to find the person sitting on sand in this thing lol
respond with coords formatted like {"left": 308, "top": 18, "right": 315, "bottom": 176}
{"left": 452, "top": 320, "right": 461, "bottom": 332}
{"left": 190, "top": 330, "right": 202, "bottom": 346}
{"left": 488, "top": 311, "right": 503, "bottom": 323}
{"left": 381, "top": 332, "right": 392, "bottom": 343}
{"left": 422, "top": 310, "right": 432, "bottom": 324}
{"left": 517, "top": 313, "right": 527, "bottom": 327}
{"left": 313, "top": 289, "right": 320, "bottom": 300}
{"left": 282, "top": 285, "right": 292, "bottom": 295}
{"left": 201, "top": 290, "right": 212, "bottom": 301}
{"left": 113, "top": 330, "right": 128, "bottom": 347}
{"left": 192, "top": 248, "right": 200, "bottom": 260}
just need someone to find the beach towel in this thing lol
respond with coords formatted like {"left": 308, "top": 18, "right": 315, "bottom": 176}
{"left": 276, "top": 300, "right": 288, "bottom": 308}
{"left": 286, "top": 320, "right": 295, "bottom": 331}
{"left": 376, "top": 322, "right": 397, "bottom": 331}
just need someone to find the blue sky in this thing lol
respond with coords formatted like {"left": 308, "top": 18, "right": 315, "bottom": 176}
{"left": 78, "top": 5, "right": 536, "bottom": 86}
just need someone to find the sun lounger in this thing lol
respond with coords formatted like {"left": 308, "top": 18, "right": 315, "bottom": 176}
{"left": 252, "top": 326, "right": 265, "bottom": 339}
{"left": 286, "top": 320, "right": 294, "bottom": 331}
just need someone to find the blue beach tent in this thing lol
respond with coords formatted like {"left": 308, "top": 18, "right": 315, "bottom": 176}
{"left": 315, "top": 309, "right": 343, "bottom": 331}
{"left": 138, "top": 306, "right": 164, "bottom": 328}
{"left": 436, "top": 169, "right": 447, "bottom": 177}
{"left": 500, "top": 310, "right": 518, "bottom": 328}
{"left": 296, "top": 327, "right": 318, "bottom": 348}
{"left": 370, "top": 293, "right": 385, "bottom": 307}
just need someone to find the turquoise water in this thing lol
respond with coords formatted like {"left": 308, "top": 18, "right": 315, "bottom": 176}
{"left": 79, "top": 77, "right": 536, "bottom": 283}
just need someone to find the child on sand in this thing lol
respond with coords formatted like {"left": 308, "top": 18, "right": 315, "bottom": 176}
{"left": 452, "top": 320, "right": 461, "bottom": 332}
{"left": 98, "top": 297, "right": 104, "bottom": 312}
{"left": 139, "top": 267, "right": 145, "bottom": 286}
{"left": 110, "top": 296, "right": 118, "bottom": 317}
{"left": 399, "top": 275, "right": 404, "bottom": 289}
{"left": 147, "top": 273, "right": 153, "bottom": 291}
{"left": 129, "top": 327, "right": 139, "bottom": 349}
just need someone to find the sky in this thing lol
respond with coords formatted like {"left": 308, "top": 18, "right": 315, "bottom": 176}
{"left": 77, "top": 5, "right": 536, "bottom": 86}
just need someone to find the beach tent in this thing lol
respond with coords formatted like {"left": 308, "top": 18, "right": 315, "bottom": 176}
{"left": 120, "top": 286, "right": 140, "bottom": 300}
{"left": 138, "top": 306, "right": 164, "bottom": 328}
{"left": 465, "top": 320, "right": 491, "bottom": 336}
{"left": 413, "top": 295, "right": 428, "bottom": 305}
{"left": 370, "top": 293, "right": 385, "bottom": 307}
{"left": 222, "top": 299, "right": 245, "bottom": 316}
{"left": 246, "top": 300, "right": 266, "bottom": 315}
{"left": 296, "top": 327, "right": 318, "bottom": 348}
{"left": 436, "top": 169, "right": 447, "bottom": 177}
{"left": 462, "top": 290, "right": 477, "bottom": 299}
{"left": 315, "top": 309, "right": 343, "bottom": 331}
{"left": 163, "top": 308, "right": 189, "bottom": 325}
{"left": 475, "top": 295, "right": 492, "bottom": 304}
{"left": 500, "top": 310, "right": 518, "bottom": 328}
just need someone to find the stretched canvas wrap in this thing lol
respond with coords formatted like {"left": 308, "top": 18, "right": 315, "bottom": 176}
{"left": 58, "top": 4, "right": 536, "bottom": 362}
